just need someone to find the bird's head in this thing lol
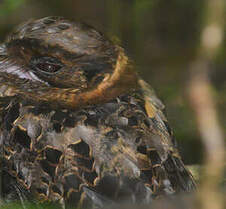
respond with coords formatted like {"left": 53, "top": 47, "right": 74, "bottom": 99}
{"left": 0, "top": 17, "right": 138, "bottom": 109}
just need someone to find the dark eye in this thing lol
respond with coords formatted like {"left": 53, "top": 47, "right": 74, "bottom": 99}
{"left": 30, "top": 56, "right": 63, "bottom": 75}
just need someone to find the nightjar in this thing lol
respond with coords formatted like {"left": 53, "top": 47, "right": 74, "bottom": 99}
{"left": 0, "top": 17, "right": 196, "bottom": 208}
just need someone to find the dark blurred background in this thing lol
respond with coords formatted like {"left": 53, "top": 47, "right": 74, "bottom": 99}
{"left": 0, "top": 0, "right": 225, "bottom": 165}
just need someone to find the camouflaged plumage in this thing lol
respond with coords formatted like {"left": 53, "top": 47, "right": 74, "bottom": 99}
{"left": 0, "top": 17, "right": 196, "bottom": 208}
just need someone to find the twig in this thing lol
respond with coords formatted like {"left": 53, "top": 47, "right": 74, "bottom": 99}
{"left": 188, "top": 1, "right": 225, "bottom": 209}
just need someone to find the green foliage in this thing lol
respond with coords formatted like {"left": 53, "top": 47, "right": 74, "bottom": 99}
{"left": 134, "top": 0, "right": 155, "bottom": 14}
{"left": 0, "top": 0, "right": 26, "bottom": 17}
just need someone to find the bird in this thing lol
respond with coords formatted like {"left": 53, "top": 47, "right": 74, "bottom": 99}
{"left": 0, "top": 16, "right": 196, "bottom": 208}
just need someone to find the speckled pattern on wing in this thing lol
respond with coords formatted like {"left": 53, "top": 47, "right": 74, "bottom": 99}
{"left": 0, "top": 17, "right": 195, "bottom": 208}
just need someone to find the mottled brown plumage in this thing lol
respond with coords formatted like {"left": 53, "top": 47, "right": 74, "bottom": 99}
{"left": 0, "top": 17, "right": 195, "bottom": 208}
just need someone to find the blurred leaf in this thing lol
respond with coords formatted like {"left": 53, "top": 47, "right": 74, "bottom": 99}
{"left": 0, "top": 0, "right": 26, "bottom": 17}
{"left": 134, "top": 0, "right": 155, "bottom": 14}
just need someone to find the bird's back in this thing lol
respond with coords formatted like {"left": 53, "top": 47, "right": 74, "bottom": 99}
{"left": 1, "top": 86, "right": 195, "bottom": 208}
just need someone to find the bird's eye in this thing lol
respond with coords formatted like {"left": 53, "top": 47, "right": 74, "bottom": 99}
{"left": 36, "top": 62, "right": 62, "bottom": 73}
{"left": 30, "top": 56, "right": 63, "bottom": 75}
